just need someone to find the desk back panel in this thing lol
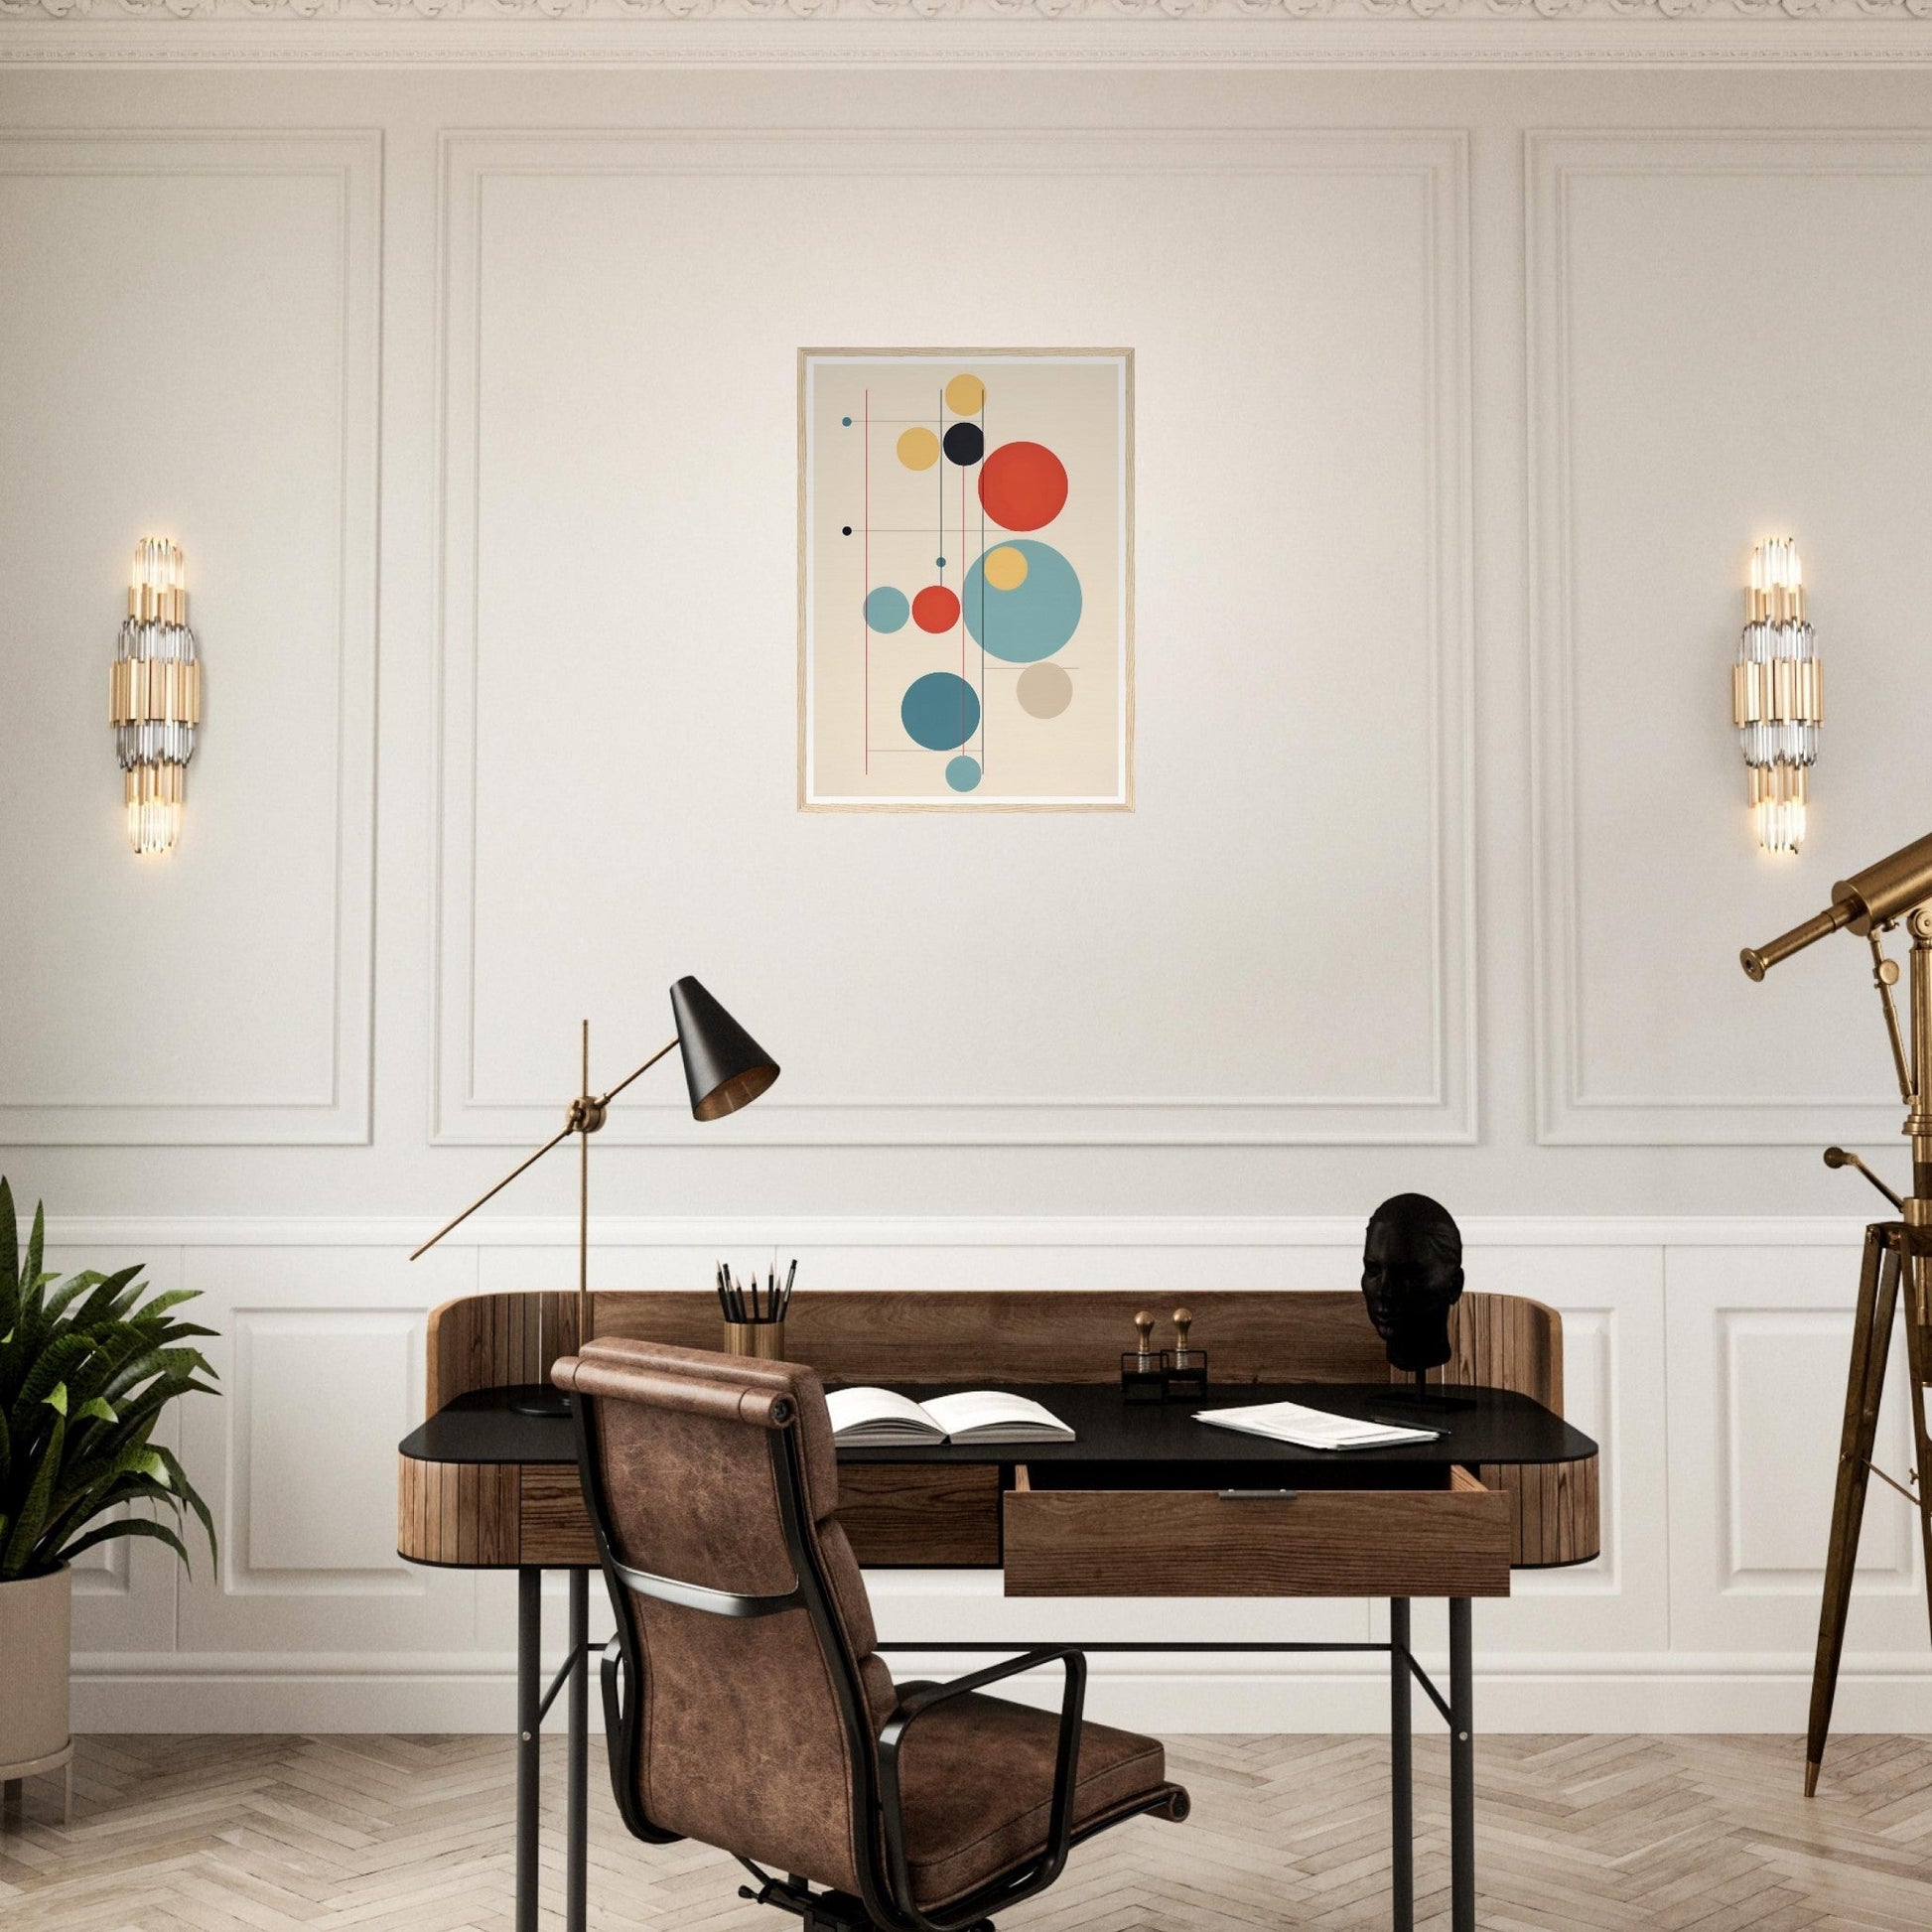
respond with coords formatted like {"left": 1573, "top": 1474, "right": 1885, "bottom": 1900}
{"left": 425, "top": 1290, "right": 1561, "bottom": 1413}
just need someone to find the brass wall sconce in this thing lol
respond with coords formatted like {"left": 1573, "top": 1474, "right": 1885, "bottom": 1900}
{"left": 112, "top": 537, "right": 201, "bottom": 856}
{"left": 1734, "top": 536, "right": 1821, "bottom": 855}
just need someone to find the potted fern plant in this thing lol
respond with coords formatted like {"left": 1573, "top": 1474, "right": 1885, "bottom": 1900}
{"left": 0, "top": 1178, "right": 218, "bottom": 1789}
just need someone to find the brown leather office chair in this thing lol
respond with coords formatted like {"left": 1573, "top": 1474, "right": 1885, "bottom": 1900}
{"left": 552, "top": 1338, "right": 1188, "bottom": 1932}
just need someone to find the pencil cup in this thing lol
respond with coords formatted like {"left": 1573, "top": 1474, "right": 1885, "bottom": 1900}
{"left": 724, "top": 1319, "right": 785, "bottom": 1360}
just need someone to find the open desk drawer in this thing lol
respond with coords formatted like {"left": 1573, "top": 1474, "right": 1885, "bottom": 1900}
{"left": 1003, "top": 1461, "right": 1512, "bottom": 1598}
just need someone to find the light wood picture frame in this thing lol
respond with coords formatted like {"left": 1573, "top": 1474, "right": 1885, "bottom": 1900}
{"left": 798, "top": 347, "right": 1133, "bottom": 812}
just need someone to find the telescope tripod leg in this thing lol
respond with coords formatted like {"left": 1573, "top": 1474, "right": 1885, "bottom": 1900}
{"left": 1805, "top": 1226, "right": 1901, "bottom": 1796}
{"left": 1901, "top": 1246, "right": 1932, "bottom": 1654}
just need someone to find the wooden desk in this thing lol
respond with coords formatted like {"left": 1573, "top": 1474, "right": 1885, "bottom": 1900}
{"left": 397, "top": 1291, "right": 1598, "bottom": 1932}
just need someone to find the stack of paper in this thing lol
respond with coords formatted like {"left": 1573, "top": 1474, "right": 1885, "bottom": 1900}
{"left": 1194, "top": 1401, "right": 1440, "bottom": 1450}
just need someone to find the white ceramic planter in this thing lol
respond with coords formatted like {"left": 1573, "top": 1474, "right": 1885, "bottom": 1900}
{"left": 0, "top": 1564, "right": 72, "bottom": 1777}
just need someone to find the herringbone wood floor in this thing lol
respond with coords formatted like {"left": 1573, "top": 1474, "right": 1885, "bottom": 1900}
{"left": 3, "top": 1733, "right": 1930, "bottom": 1931}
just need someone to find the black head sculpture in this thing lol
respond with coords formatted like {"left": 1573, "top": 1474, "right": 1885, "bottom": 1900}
{"left": 1360, "top": 1193, "right": 1465, "bottom": 1374}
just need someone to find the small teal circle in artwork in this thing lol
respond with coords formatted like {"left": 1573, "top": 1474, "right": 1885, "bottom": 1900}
{"left": 900, "top": 672, "right": 981, "bottom": 752}
{"left": 945, "top": 756, "right": 982, "bottom": 792}
{"left": 865, "top": 586, "right": 909, "bottom": 633}
{"left": 842, "top": 416, "right": 852, "bottom": 426}
{"left": 963, "top": 539, "right": 1082, "bottom": 663}
{"left": 936, "top": 556, "right": 946, "bottom": 568}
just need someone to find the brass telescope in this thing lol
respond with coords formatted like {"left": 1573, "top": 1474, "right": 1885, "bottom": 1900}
{"left": 1741, "top": 826, "right": 1932, "bottom": 979}
{"left": 1741, "top": 825, "right": 1932, "bottom": 1798}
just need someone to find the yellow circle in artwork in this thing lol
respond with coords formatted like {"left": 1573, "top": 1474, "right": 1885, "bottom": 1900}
{"left": 944, "top": 373, "right": 986, "bottom": 416}
{"left": 984, "top": 544, "right": 1030, "bottom": 592}
{"left": 897, "top": 427, "right": 940, "bottom": 471}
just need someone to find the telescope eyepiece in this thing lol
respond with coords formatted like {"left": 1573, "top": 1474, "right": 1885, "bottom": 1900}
{"left": 1741, "top": 948, "right": 1769, "bottom": 983}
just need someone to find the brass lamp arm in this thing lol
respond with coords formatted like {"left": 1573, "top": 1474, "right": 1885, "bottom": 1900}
{"left": 596, "top": 1036, "right": 678, "bottom": 1112}
{"left": 408, "top": 1034, "right": 678, "bottom": 1262}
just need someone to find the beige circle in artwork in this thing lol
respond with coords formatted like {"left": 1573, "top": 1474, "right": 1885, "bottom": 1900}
{"left": 1017, "top": 662, "right": 1073, "bottom": 720}
{"left": 944, "top": 373, "right": 986, "bottom": 416}
{"left": 983, "top": 544, "right": 1030, "bottom": 592}
{"left": 897, "top": 426, "right": 940, "bottom": 471}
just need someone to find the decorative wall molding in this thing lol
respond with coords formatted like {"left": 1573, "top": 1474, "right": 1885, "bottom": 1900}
{"left": 43, "top": 1209, "right": 1884, "bottom": 1247}
{"left": 10, "top": 12, "right": 1932, "bottom": 77}
{"left": 0, "top": 131, "right": 381, "bottom": 1147}
{"left": 430, "top": 128, "right": 1476, "bottom": 1149}
{"left": 8, "top": 0, "right": 1932, "bottom": 23}
{"left": 1527, "top": 130, "right": 1932, "bottom": 1148}
{"left": 44, "top": 1213, "right": 1907, "bottom": 1733}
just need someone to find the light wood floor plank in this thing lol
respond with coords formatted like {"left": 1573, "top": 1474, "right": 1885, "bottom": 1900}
{"left": 3, "top": 1735, "right": 1930, "bottom": 1929}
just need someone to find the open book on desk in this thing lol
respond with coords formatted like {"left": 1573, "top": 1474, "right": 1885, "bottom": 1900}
{"left": 826, "top": 1387, "right": 1075, "bottom": 1447}
{"left": 1195, "top": 1400, "right": 1441, "bottom": 1451}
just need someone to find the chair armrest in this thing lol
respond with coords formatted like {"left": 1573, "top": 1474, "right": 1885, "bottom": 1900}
{"left": 875, "top": 1648, "right": 1087, "bottom": 1931}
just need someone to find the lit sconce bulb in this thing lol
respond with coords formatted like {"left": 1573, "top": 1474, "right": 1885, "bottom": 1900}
{"left": 1733, "top": 536, "right": 1821, "bottom": 856}
{"left": 111, "top": 538, "right": 201, "bottom": 856}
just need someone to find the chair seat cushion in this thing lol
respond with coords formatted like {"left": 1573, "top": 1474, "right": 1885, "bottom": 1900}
{"left": 892, "top": 1691, "right": 1173, "bottom": 1908}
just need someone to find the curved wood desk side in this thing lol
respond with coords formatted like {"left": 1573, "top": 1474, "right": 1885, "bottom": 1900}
{"left": 398, "top": 1290, "right": 1597, "bottom": 1573}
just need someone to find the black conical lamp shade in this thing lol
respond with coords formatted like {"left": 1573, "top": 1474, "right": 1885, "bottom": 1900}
{"left": 670, "top": 976, "right": 780, "bottom": 1122}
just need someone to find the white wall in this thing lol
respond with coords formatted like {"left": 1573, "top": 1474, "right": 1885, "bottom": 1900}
{"left": 5, "top": 40, "right": 1932, "bottom": 1731}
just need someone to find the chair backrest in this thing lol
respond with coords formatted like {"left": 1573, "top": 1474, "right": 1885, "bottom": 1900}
{"left": 553, "top": 1338, "right": 897, "bottom": 1896}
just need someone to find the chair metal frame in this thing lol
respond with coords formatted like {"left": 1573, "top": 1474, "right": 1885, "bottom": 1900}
{"left": 570, "top": 1386, "right": 1180, "bottom": 1932}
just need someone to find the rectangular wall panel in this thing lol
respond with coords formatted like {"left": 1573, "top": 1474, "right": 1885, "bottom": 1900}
{"left": 434, "top": 130, "right": 1475, "bottom": 1147}
{"left": 1530, "top": 132, "right": 1932, "bottom": 1146}
{"left": 0, "top": 132, "right": 379, "bottom": 1144}
{"left": 1666, "top": 1243, "right": 1926, "bottom": 1658}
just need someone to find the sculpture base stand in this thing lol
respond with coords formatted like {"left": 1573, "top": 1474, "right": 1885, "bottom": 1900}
{"left": 1376, "top": 1371, "right": 1478, "bottom": 1415}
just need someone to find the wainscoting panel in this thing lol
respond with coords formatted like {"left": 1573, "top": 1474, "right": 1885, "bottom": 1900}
{"left": 48, "top": 1243, "right": 186, "bottom": 1660}
{"left": 45, "top": 1214, "right": 1932, "bottom": 1734}
{"left": 0, "top": 131, "right": 380, "bottom": 1146}
{"left": 1664, "top": 1242, "right": 1927, "bottom": 1659}
{"left": 1529, "top": 132, "right": 1932, "bottom": 1147}
{"left": 173, "top": 1243, "right": 481, "bottom": 1660}
{"left": 433, "top": 129, "right": 1474, "bottom": 1148}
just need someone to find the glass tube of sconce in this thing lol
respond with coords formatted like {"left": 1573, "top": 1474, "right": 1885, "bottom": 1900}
{"left": 114, "top": 539, "right": 198, "bottom": 857}
{"left": 1737, "top": 537, "right": 1820, "bottom": 856}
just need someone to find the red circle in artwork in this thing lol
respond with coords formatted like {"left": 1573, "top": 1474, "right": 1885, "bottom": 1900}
{"left": 978, "top": 441, "right": 1068, "bottom": 531}
{"left": 912, "top": 585, "right": 961, "bottom": 632}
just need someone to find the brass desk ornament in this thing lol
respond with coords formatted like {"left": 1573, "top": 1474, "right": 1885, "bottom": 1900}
{"left": 1121, "top": 1309, "right": 1164, "bottom": 1402}
{"left": 1164, "top": 1306, "right": 1208, "bottom": 1401}
{"left": 1740, "top": 826, "right": 1932, "bottom": 1794}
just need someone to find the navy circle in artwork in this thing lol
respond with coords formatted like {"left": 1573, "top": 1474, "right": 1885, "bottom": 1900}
{"left": 842, "top": 525, "right": 852, "bottom": 536}
{"left": 900, "top": 672, "right": 981, "bottom": 752}
{"left": 943, "top": 422, "right": 985, "bottom": 468}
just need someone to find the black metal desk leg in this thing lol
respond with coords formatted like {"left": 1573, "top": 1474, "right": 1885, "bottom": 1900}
{"left": 1449, "top": 1597, "right": 1475, "bottom": 1932}
{"left": 516, "top": 1568, "right": 541, "bottom": 1932}
{"left": 1390, "top": 1598, "right": 1413, "bottom": 1932}
{"left": 568, "top": 1569, "right": 590, "bottom": 1932}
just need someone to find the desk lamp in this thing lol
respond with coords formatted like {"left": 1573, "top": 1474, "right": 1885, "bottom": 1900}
{"left": 410, "top": 976, "right": 779, "bottom": 1415}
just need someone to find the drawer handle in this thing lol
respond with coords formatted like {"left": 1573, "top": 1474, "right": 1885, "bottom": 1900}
{"left": 1217, "top": 1488, "right": 1299, "bottom": 1502}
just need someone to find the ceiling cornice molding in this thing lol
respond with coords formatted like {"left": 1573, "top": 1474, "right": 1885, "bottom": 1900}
{"left": 5, "top": 6, "right": 1932, "bottom": 68}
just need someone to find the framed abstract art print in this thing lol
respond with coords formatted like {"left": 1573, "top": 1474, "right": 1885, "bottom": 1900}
{"left": 798, "top": 348, "right": 1133, "bottom": 810}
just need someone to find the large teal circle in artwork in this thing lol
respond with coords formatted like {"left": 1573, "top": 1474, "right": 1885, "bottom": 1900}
{"left": 900, "top": 672, "right": 981, "bottom": 752}
{"left": 865, "top": 586, "right": 910, "bottom": 633}
{"left": 963, "top": 540, "right": 1082, "bottom": 664}
{"left": 945, "top": 756, "right": 982, "bottom": 792}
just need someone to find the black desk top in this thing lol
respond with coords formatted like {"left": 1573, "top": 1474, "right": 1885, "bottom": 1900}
{"left": 400, "top": 1382, "right": 1594, "bottom": 1471}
